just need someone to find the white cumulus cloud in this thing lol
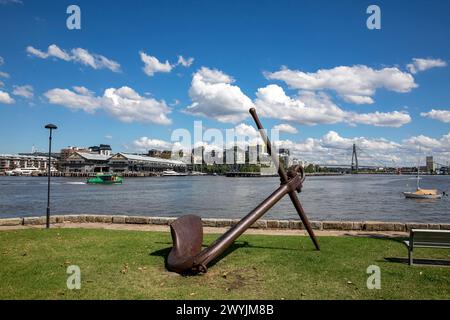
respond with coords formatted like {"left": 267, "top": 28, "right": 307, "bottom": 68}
{"left": 132, "top": 137, "right": 173, "bottom": 151}
{"left": 254, "top": 84, "right": 410, "bottom": 127}
{"left": 12, "top": 85, "right": 34, "bottom": 99}
{"left": 177, "top": 55, "right": 194, "bottom": 67}
{"left": 140, "top": 51, "right": 173, "bottom": 76}
{"left": 139, "top": 52, "right": 194, "bottom": 76}
{"left": 265, "top": 65, "right": 417, "bottom": 105}
{"left": 346, "top": 110, "right": 411, "bottom": 128}
{"left": 420, "top": 109, "right": 450, "bottom": 123}
{"left": 45, "top": 86, "right": 172, "bottom": 125}
{"left": 48, "top": 44, "right": 71, "bottom": 61}
{"left": 273, "top": 123, "right": 298, "bottom": 134}
{"left": 402, "top": 133, "right": 450, "bottom": 154}
{"left": 26, "top": 44, "right": 121, "bottom": 72}
{"left": 255, "top": 86, "right": 345, "bottom": 125}
{"left": 407, "top": 58, "right": 447, "bottom": 74}
{"left": 234, "top": 123, "right": 260, "bottom": 139}
{"left": 103, "top": 87, "right": 171, "bottom": 124}
{"left": 185, "top": 67, "right": 254, "bottom": 123}
{"left": 0, "top": 90, "right": 15, "bottom": 104}
{"left": 26, "top": 46, "right": 49, "bottom": 59}
{"left": 45, "top": 88, "right": 101, "bottom": 113}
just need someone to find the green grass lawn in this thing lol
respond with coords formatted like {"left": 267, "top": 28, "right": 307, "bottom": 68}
{"left": 1, "top": 228, "right": 450, "bottom": 299}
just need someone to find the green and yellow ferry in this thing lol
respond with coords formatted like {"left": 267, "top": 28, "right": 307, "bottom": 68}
{"left": 87, "top": 173, "right": 123, "bottom": 184}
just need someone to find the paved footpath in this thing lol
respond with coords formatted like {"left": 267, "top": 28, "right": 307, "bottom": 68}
{"left": 0, "top": 222, "right": 408, "bottom": 238}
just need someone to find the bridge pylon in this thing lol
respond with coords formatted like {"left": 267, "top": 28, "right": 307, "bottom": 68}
{"left": 351, "top": 143, "right": 358, "bottom": 174}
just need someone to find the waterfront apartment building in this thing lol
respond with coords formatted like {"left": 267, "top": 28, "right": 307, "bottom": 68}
{"left": 178, "top": 144, "right": 274, "bottom": 168}
{"left": 0, "top": 154, "right": 56, "bottom": 172}
{"left": 278, "top": 148, "right": 292, "bottom": 168}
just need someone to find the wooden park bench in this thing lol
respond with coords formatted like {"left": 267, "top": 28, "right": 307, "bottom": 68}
{"left": 404, "top": 229, "right": 450, "bottom": 265}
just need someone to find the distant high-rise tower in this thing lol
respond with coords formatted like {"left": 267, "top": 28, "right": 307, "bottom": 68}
{"left": 426, "top": 156, "right": 435, "bottom": 173}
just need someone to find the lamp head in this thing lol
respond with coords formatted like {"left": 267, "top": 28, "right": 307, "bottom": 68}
{"left": 45, "top": 124, "right": 57, "bottom": 130}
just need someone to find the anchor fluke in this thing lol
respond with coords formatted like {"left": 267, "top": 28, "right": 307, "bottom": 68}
{"left": 166, "top": 214, "right": 203, "bottom": 274}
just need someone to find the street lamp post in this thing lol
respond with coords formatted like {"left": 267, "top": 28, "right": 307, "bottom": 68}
{"left": 45, "top": 124, "right": 57, "bottom": 229}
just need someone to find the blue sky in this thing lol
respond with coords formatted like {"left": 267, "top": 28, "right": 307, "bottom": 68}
{"left": 0, "top": 0, "right": 449, "bottom": 165}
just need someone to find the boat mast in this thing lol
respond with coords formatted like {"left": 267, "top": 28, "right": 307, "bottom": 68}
{"left": 416, "top": 147, "right": 421, "bottom": 190}
{"left": 416, "top": 163, "right": 420, "bottom": 190}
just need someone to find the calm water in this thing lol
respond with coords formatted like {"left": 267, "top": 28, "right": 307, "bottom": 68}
{"left": 0, "top": 175, "right": 449, "bottom": 222}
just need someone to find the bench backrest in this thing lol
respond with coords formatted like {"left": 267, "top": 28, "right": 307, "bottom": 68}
{"left": 411, "top": 229, "right": 450, "bottom": 248}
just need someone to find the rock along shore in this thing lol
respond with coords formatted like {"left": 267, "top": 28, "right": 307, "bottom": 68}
{"left": 0, "top": 215, "right": 449, "bottom": 232}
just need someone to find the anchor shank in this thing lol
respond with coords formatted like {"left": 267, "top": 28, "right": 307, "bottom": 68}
{"left": 250, "top": 107, "right": 320, "bottom": 251}
{"left": 249, "top": 108, "right": 289, "bottom": 182}
{"left": 194, "top": 176, "right": 299, "bottom": 268}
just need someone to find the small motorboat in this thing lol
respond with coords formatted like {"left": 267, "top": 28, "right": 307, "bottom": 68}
{"left": 189, "top": 171, "right": 207, "bottom": 176}
{"left": 87, "top": 173, "right": 123, "bottom": 184}
{"left": 162, "top": 170, "right": 187, "bottom": 176}
{"left": 8, "top": 167, "right": 41, "bottom": 176}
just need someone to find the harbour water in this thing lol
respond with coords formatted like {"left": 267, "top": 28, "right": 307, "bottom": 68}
{"left": 0, "top": 175, "right": 449, "bottom": 223}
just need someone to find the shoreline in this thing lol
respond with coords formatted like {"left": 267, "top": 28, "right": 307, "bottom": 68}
{"left": 0, "top": 172, "right": 347, "bottom": 177}
{"left": 1, "top": 214, "right": 449, "bottom": 233}
{"left": 1, "top": 172, "right": 445, "bottom": 177}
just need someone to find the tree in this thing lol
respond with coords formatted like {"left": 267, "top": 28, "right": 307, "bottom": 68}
{"left": 305, "top": 164, "right": 315, "bottom": 173}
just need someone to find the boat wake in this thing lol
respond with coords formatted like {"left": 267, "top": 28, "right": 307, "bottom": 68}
{"left": 65, "top": 182, "right": 86, "bottom": 185}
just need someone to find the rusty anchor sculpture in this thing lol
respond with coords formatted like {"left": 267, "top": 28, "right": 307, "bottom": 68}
{"left": 166, "top": 108, "right": 320, "bottom": 274}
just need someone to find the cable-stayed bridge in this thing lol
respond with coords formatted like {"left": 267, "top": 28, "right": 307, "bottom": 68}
{"left": 315, "top": 143, "right": 394, "bottom": 173}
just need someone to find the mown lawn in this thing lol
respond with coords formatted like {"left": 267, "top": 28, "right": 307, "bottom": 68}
{"left": 1, "top": 228, "right": 450, "bottom": 299}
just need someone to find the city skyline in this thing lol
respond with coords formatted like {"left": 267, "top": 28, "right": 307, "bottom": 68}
{"left": 0, "top": 0, "right": 449, "bottom": 166}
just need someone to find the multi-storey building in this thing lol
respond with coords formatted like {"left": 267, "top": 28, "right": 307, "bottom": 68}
{"left": 426, "top": 156, "right": 436, "bottom": 173}
{"left": 0, "top": 154, "right": 56, "bottom": 172}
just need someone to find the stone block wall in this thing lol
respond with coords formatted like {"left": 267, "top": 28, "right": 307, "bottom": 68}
{"left": 1, "top": 215, "right": 449, "bottom": 232}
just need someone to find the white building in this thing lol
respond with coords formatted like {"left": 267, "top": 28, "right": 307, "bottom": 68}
{"left": 278, "top": 148, "right": 292, "bottom": 168}
{"left": 0, "top": 154, "right": 56, "bottom": 173}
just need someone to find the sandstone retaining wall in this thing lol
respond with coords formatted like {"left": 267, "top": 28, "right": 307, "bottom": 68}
{"left": 1, "top": 215, "right": 449, "bottom": 232}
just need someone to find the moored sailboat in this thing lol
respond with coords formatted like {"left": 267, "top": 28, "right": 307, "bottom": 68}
{"left": 403, "top": 161, "right": 442, "bottom": 199}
